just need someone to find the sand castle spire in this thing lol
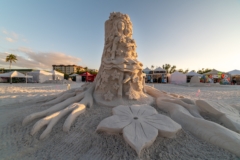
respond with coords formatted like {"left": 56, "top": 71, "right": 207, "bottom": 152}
{"left": 93, "top": 12, "right": 152, "bottom": 106}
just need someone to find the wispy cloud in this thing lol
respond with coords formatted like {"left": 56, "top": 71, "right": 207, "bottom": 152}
{"left": 2, "top": 30, "right": 8, "bottom": 34}
{"left": 2, "top": 29, "right": 26, "bottom": 43}
{"left": 0, "top": 47, "right": 81, "bottom": 70}
{"left": 5, "top": 37, "right": 15, "bottom": 42}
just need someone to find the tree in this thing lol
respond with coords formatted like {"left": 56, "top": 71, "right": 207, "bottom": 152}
{"left": 162, "top": 64, "right": 176, "bottom": 74}
{"left": 76, "top": 67, "right": 81, "bottom": 74}
{"left": 5, "top": 54, "right": 17, "bottom": 70}
{"left": 183, "top": 69, "right": 189, "bottom": 74}
{"left": 197, "top": 68, "right": 212, "bottom": 74}
{"left": 84, "top": 67, "right": 88, "bottom": 72}
{"left": 169, "top": 65, "right": 176, "bottom": 73}
{"left": 178, "top": 69, "right": 189, "bottom": 74}
{"left": 151, "top": 65, "right": 154, "bottom": 70}
{"left": 64, "top": 74, "right": 69, "bottom": 80}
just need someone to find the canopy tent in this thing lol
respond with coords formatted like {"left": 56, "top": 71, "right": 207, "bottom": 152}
{"left": 69, "top": 74, "right": 81, "bottom": 82}
{"left": 80, "top": 72, "right": 95, "bottom": 82}
{"left": 169, "top": 71, "right": 186, "bottom": 84}
{"left": 204, "top": 69, "right": 225, "bottom": 75}
{"left": 50, "top": 70, "right": 64, "bottom": 80}
{"left": 228, "top": 69, "right": 240, "bottom": 76}
{"left": 0, "top": 71, "right": 32, "bottom": 78}
{"left": 186, "top": 70, "right": 201, "bottom": 76}
{"left": 76, "top": 75, "right": 82, "bottom": 82}
{"left": 27, "top": 70, "right": 52, "bottom": 83}
{"left": 228, "top": 69, "right": 240, "bottom": 85}
{"left": 0, "top": 71, "right": 32, "bottom": 83}
{"left": 202, "top": 69, "right": 231, "bottom": 84}
{"left": 154, "top": 67, "right": 166, "bottom": 73}
{"left": 186, "top": 70, "right": 201, "bottom": 83}
{"left": 80, "top": 72, "right": 93, "bottom": 76}
{"left": 190, "top": 76, "right": 200, "bottom": 83}
{"left": 143, "top": 67, "right": 151, "bottom": 74}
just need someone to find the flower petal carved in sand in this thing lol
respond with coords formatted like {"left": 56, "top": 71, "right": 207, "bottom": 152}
{"left": 97, "top": 104, "right": 182, "bottom": 155}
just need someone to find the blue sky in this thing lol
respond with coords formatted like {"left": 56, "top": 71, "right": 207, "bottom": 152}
{"left": 0, "top": 0, "right": 240, "bottom": 72}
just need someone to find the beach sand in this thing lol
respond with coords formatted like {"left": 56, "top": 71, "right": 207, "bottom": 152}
{"left": 0, "top": 83, "right": 240, "bottom": 160}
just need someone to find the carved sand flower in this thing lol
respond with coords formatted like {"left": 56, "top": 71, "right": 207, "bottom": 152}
{"left": 102, "top": 71, "right": 109, "bottom": 82}
{"left": 99, "top": 83, "right": 106, "bottom": 90}
{"left": 104, "top": 90, "right": 114, "bottom": 101}
{"left": 113, "top": 83, "right": 119, "bottom": 90}
{"left": 97, "top": 104, "right": 182, "bottom": 156}
{"left": 111, "top": 70, "right": 120, "bottom": 80}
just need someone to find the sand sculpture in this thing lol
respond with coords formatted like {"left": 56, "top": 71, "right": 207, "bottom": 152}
{"left": 22, "top": 12, "right": 240, "bottom": 157}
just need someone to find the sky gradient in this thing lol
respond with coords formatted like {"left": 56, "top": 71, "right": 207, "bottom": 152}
{"left": 0, "top": 0, "right": 240, "bottom": 72}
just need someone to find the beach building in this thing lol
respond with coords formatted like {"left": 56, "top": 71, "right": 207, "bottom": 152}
{"left": 143, "top": 67, "right": 151, "bottom": 82}
{"left": 52, "top": 65, "right": 84, "bottom": 75}
{"left": 143, "top": 67, "right": 167, "bottom": 83}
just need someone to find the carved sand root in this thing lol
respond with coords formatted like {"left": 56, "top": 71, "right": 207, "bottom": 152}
{"left": 41, "top": 92, "right": 76, "bottom": 106}
{"left": 196, "top": 100, "right": 240, "bottom": 133}
{"left": 162, "top": 99, "right": 203, "bottom": 119}
{"left": 145, "top": 85, "right": 240, "bottom": 156}
{"left": 22, "top": 84, "right": 94, "bottom": 139}
{"left": 145, "top": 86, "right": 201, "bottom": 118}
{"left": 156, "top": 99, "right": 240, "bottom": 157}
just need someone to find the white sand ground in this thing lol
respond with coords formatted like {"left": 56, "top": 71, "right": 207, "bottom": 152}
{"left": 0, "top": 83, "right": 240, "bottom": 160}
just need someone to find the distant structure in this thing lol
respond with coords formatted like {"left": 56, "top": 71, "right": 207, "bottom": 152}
{"left": 2, "top": 69, "right": 35, "bottom": 74}
{"left": 52, "top": 65, "right": 84, "bottom": 74}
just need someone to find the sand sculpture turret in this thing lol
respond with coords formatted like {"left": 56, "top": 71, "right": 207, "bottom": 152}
{"left": 93, "top": 12, "right": 153, "bottom": 106}
{"left": 22, "top": 12, "right": 240, "bottom": 157}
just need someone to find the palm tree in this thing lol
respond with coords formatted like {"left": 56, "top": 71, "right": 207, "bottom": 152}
{"left": 183, "top": 69, "right": 189, "bottom": 74}
{"left": 151, "top": 65, "right": 154, "bottom": 70}
{"left": 162, "top": 64, "right": 176, "bottom": 74}
{"left": 6, "top": 54, "right": 17, "bottom": 70}
{"left": 178, "top": 69, "right": 189, "bottom": 74}
{"left": 197, "top": 68, "right": 212, "bottom": 74}
{"left": 169, "top": 65, "right": 176, "bottom": 73}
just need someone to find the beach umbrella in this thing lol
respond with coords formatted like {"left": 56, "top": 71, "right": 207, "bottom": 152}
{"left": 228, "top": 69, "right": 240, "bottom": 76}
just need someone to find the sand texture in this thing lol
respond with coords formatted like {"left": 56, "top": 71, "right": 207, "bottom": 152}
{"left": 0, "top": 83, "right": 240, "bottom": 160}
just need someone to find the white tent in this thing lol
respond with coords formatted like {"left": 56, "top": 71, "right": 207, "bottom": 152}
{"left": 76, "top": 75, "right": 82, "bottom": 82}
{"left": 69, "top": 73, "right": 82, "bottom": 82}
{"left": 143, "top": 67, "right": 151, "bottom": 74}
{"left": 169, "top": 71, "right": 186, "bottom": 84}
{"left": 228, "top": 69, "right": 240, "bottom": 76}
{"left": 0, "top": 71, "right": 32, "bottom": 83}
{"left": 204, "top": 69, "right": 224, "bottom": 75}
{"left": 190, "top": 76, "right": 200, "bottom": 83}
{"left": 0, "top": 71, "right": 32, "bottom": 78}
{"left": 186, "top": 70, "right": 201, "bottom": 76}
{"left": 186, "top": 70, "right": 201, "bottom": 83}
{"left": 154, "top": 67, "right": 166, "bottom": 72}
{"left": 27, "top": 70, "right": 52, "bottom": 83}
{"left": 50, "top": 70, "right": 64, "bottom": 80}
